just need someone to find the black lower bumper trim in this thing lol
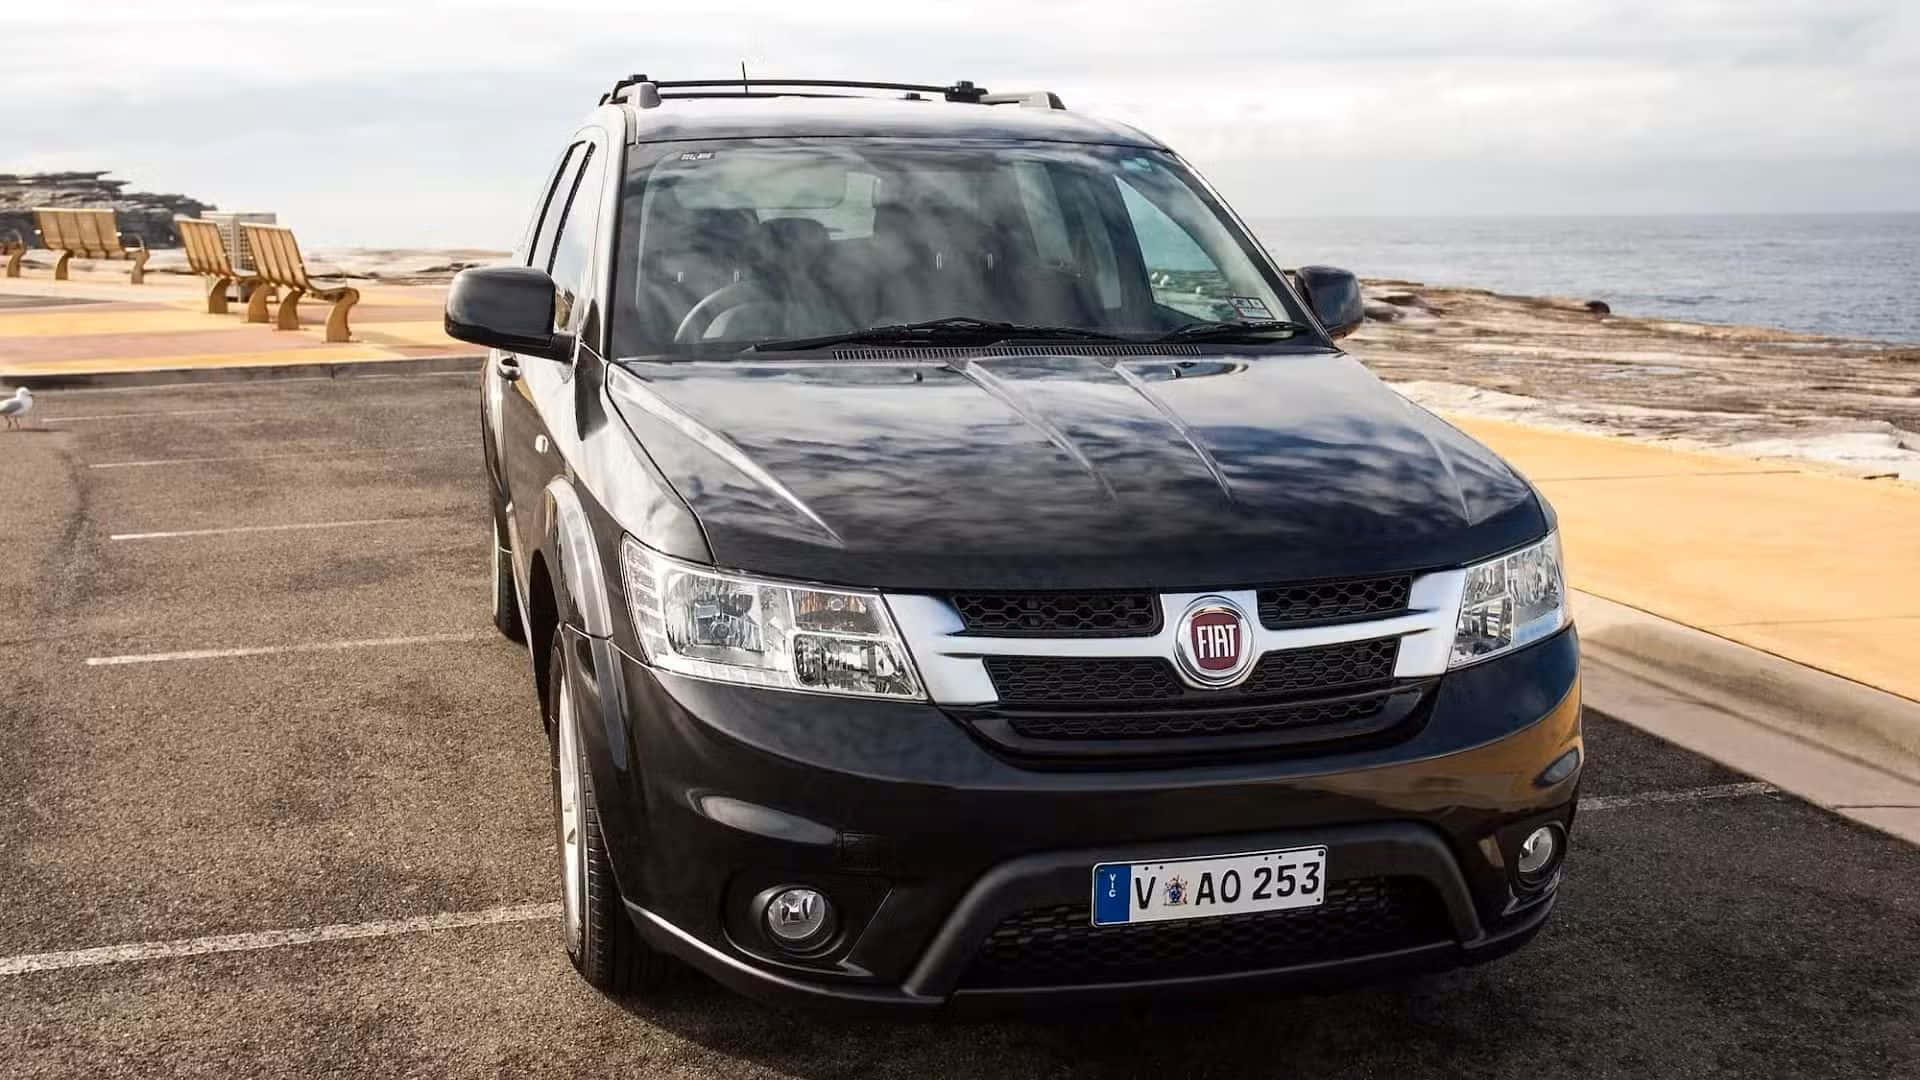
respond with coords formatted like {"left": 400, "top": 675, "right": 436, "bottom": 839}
{"left": 962, "top": 875, "right": 1449, "bottom": 989}
{"left": 624, "top": 892, "right": 1553, "bottom": 1016}
{"left": 621, "top": 818, "right": 1563, "bottom": 1015}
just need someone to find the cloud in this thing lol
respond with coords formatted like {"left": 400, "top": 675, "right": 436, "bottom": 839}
{"left": 2, "top": 0, "right": 1914, "bottom": 244}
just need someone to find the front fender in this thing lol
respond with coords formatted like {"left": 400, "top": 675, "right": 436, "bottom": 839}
{"left": 541, "top": 476, "right": 615, "bottom": 638}
{"left": 542, "top": 477, "right": 650, "bottom": 899}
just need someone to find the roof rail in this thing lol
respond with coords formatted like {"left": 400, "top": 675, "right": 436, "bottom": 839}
{"left": 980, "top": 90, "right": 1067, "bottom": 110}
{"left": 600, "top": 76, "right": 1062, "bottom": 109}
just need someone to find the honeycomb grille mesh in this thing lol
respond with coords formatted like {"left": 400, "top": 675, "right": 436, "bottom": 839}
{"left": 983, "top": 638, "right": 1399, "bottom": 707}
{"left": 1258, "top": 575, "right": 1412, "bottom": 628}
{"left": 951, "top": 591, "right": 1160, "bottom": 637}
{"left": 1005, "top": 692, "right": 1393, "bottom": 740}
{"left": 962, "top": 876, "right": 1448, "bottom": 988}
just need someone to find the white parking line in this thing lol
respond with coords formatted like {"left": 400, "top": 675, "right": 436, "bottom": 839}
{"left": 39, "top": 408, "right": 242, "bottom": 423}
{"left": 84, "top": 632, "right": 492, "bottom": 667}
{"left": 354, "top": 370, "right": 481, "bottom": 380}
{"left": 1578, "top": 781, "right": 1777, "bottom": 812}
{"left": 0, "top": 903, "right": 559, "bottom": 977}
{"left": 44, "top": 368, "right": 480, "bottom": 396}
{"left": 91, "top": 444, "right": 463, "bottom": 469}
{"left": 111, "top": 518, "right": 413, "bottom": 541}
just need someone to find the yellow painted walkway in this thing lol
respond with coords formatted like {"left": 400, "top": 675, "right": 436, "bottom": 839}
{"left": 0, "top": 265, "right": 468, "bottom": 377}
{"left": 1453, "top": 417, "right": 1920, "bottom": 702}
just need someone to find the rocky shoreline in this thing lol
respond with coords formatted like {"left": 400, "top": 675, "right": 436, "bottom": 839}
{"left": 0, "top": 171, "right": 211, "bottom": 248}
{"left": 1349, "top": 280, "right": 1920, "bottom": 484}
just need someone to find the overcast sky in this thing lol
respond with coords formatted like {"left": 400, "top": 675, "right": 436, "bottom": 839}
{"left": 3, "top": 0, "right": 1916, "bottom": 248}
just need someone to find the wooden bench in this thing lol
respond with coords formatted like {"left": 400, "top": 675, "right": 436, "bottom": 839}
{"left": 33, "top": 207, "right": 150, "bottom": 283}
{"left": 241, "top": 223, "right": 359, "bottom": 342}
{"left": 176, "top": 217, "right": 268, "bottom": 315}
{"left": 2, "top": 229, "right": 23, "bottom": 278}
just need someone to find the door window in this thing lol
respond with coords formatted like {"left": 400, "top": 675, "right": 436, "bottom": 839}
{"left": 546, "top": 144, "right": 605, "bottom": 332}
{"left": 527, "top": 143, "right": 584, "bottom": 272}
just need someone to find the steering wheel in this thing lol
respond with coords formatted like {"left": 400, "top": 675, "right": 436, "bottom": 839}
{"left": 673, "top": 281, "right": 770, "bottom": 344}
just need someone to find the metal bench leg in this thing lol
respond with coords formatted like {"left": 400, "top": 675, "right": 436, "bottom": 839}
{"left": 323, "top": 289, "right": 360, "bottom": 343}
{"left": 53, "top": 251, "right": 72, "bottom": 281}
{"left": 274, "top": 288, "right": 305, "bottom": 331}
{"left": 3, "top": 248, "right": 20, "bottom": 278}
{"left": 128, "top": 247, "right": 149, "bottom": 285}
{"left": 246, "top": 281, "right": 274, "bottom": 323}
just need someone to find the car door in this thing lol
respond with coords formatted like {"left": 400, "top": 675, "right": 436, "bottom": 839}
{"left": 489, "top": 142, "right": 577, "bottom": 535}
{"left": 500, "top": 127, "right": 611, "bottom": 565}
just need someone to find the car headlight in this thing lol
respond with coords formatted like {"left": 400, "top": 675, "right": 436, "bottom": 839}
{"left": 620, "top": 538, "right": 924, "bottom": 700}
{"left": 1449, "top": 533, "right": 1568, "bottom": 668}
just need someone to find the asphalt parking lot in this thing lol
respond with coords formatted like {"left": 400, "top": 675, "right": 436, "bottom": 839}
{"left": 2, "top": 370, "right": 1917, "bottom": 1079}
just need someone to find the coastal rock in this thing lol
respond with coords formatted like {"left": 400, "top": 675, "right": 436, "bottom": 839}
{"left": 0, "top": 171, "right": 214, "bottom": 249}
{"left": 1585, "top": 300, "right": 1612, "bottom": 315}
{"left": 1363, "top": 302, "right": 1401, "bottom": 322}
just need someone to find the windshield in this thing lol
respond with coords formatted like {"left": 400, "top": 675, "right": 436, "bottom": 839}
{"left": 611, "top": 140, "right": 1307, "bottom": 355}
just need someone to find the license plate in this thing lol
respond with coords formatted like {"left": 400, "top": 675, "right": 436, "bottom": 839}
{"left": 1091, "top": 845, "right": 1327, "bottom": 926}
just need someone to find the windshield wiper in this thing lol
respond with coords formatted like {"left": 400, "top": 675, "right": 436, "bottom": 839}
{"left": 744, "top": 316, "right": 1132, "bottom": 352}
{"left": 1153, "top": 318, "right": 1312, "bottom": 344}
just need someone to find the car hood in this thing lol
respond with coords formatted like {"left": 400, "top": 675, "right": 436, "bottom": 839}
{"left": 605, "top": 352, "right": 1545, "bottom": 591}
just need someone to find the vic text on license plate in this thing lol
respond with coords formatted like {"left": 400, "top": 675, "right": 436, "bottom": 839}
{"left": 1090, "top": 845, "right": 1327, "bottom": 926}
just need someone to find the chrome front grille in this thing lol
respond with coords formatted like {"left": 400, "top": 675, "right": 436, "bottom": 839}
{"left": 886, "top": 570, "right": 1468, "bottom": 761}
{"left": 968, "top": 638, "right": 1415, "bottom": 755}
{"left": 982, "top": 638, "right": 1398, "bottom": 707}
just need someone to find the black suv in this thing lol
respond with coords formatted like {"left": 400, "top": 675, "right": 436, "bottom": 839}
{"left": 448, "top": 76, "right": 1580, "bottom": 1012}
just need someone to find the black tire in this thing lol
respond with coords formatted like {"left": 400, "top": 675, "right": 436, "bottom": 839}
{"left": 491, "top": 515, "right": 525, "bottom": 644}
{"left": 547, "top": 638, "right": 673, "bottom": 995}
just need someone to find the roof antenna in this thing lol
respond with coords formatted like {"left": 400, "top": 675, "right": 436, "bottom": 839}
{"left": 740, "top": 61, "right": 749, "bottom": 96}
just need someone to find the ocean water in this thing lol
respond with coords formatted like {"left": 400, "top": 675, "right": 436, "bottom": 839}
{"left": 1248, "top": 213, "right": 1920, "bottom": 344}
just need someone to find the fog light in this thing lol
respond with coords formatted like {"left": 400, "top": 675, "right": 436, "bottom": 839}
{"left": 763, "top": 887, "right": 835, "bottom": 950}
{"left": 1517, "top": 825, "right": 1561, "bottom": 879}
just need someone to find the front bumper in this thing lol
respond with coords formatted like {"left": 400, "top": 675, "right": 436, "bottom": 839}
{"left": 569, "top": 625, "right": 1581, "bottom": 1012}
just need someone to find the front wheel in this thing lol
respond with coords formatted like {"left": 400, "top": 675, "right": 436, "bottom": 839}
{"left": 547, "top": 637, "right": 672, "bottom": 994}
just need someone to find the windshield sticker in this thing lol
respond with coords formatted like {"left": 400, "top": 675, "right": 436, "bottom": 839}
{"left": 677, "top": 151, "right": 715, "bottom": 162}
{"left": 1228, "top": 296, "right": 1275, "bottom": 321}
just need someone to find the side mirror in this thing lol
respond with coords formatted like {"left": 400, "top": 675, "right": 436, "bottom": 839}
{"left": 1295, "top": 265, "right": 1364, "bottom": 340}
{"left": 445, "top": 266, "right": 575, "bottom": 361}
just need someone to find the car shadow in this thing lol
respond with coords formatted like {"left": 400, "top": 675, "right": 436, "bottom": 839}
{"left": 611, "top": 964, "right": 1517, "bottom": 1079}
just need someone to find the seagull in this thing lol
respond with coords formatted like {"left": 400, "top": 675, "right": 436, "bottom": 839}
{"left": 1, "top": 387, "right": 32, "bottom": 430}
